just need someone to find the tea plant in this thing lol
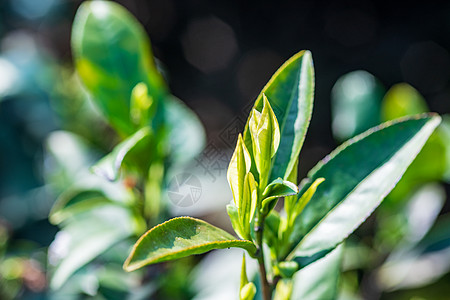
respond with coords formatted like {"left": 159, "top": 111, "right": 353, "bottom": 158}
{"left": 123, "top": 49, "right": 441, "bottom": 299}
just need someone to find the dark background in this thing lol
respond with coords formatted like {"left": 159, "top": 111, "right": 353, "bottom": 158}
{"left": 3, "top": 0, "right": 450, "bottom": 159}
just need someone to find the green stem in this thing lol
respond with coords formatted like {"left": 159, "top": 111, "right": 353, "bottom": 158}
{"left": 255, "top": 212, "right": 271, "bottom": 300}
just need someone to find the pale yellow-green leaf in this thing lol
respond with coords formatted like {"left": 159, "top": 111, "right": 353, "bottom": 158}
{"left": 227, "top": 134, "right": 251, "bottom": 206}
{"left": 248, "top": 94, "right": 280, "bottom": 187}
{"left": 240, "top": 172, "right": 258, "bottom": 239}
{"left": 130, "top": 82, "right": 153, "bottom": 126}
{"left": 240, "top": 282, "right": 256, "bottom": 300}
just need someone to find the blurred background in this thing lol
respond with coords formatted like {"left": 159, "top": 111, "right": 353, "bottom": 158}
{"left": 0, "top": 0, "right": 449, "bottom": 299}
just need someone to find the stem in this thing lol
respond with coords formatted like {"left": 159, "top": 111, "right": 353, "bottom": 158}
{"left": 255, "top": 212, "right": 271, "bottom": 300}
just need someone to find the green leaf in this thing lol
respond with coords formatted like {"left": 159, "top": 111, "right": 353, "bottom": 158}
{"left": 165, "top": 96, "right": 206, "bottom": 166}
{"left": 286, "top": 114, "right": 441, "bottom": 261}
{"left": 49, "top": 190, "right": 111, "bottom": 224}
{"left": 227, "top": 134, "right": 252, "bottom": 207}
{"left": 123, "top": 217, "right": 256, "bottom": 271}
{"left": 381, "top": 83, "right": 428, "bottom": 122}
{"left": 291, "top": 243, "right": 344, "bottom": 300}
{"left": 92, "top": 126, "right": 152, "bottom": 181}
{"left": 274, "top": 278, "right": 294, "bottom": 300}
{"left": 377, "top": 213, "right": 450, "bottom": 291}
{"left": 50, "top": 205, "right": 137, "bottom": 289}
{"left": 130, "top": 82, "right": 154, "bottom": 127}
{"left": 71, "top": 1, "right": 166, "bottom": 135}
{"left": 261, "top": 178, "right": 298, "bottom": 213}
{"left": 286, "top": 177, "right": 324, "bottom": 228}
{"left": 331, "top": 70, "right": 384, "bottom": 141}
{"left": 249, "top": 94, "right": 280, "bottom": 187}
{"left": 240, "top": 282, "right": 256, "bottom": 300}
{"left": 244, "top": 50, "right": 314, "bottom": 182}
{"left": 227, "top": 204, "right": 245, "bottom": 240}
{"left": 380, "top": 85, "right": 447, "bottom": 202}
{"left": 240, "top": 172, "right": 258, "bottom": 240}
{"left": 240, "top": 254, "right": 256, "bottom": 300}
{"left": 277, "top": 261, "right": 299, "bottom": 278}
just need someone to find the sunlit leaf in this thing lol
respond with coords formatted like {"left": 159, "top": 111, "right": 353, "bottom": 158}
{"left": 240, "top": 172, "right": 258, "bottom": 240}
{"left": 124, "top": 217, "right": 256, "bottom": 271}
{"left": 285, "top": 115, "right": 440, "bottom": 262}
{"left": 227, "top": 134, "right": 252, "bottom": 207}
{"left": 72, "top": 1, "right": 167, "bottom": 135}
{"left": 261, "top": 178, "right": 298, "bottom": 214}
{"left": 243, "top": 50, "right": 314, "bottom": 182}
{"left": 248, "top": 94, "right": 280, "bottom": 186}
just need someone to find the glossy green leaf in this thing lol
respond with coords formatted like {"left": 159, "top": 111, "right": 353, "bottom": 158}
{"left": 72, "top": 1, "right": 166, "bottom": 135}
{"left": 165, "top": 96, "right": 206, "bottom": 166}
{"left": 243, "top": 50, "right": 314, "bottom": 182}
{"left": 291, "top": 244, "right": 344, "bottom": 300}
{"left": 92, "top": 126, "right": 152, "bottom": 181}
{"left": 124, "top": 217, "right": 256, "bottom": 271}
{"left": 331, "top": 70, "right": 384, "bottom": 141}
{"left": 286, "top": 115, "right": 441, "bottom": 262}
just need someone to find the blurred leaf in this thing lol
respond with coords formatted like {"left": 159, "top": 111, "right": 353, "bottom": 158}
{"left": 291, "top": 243, "right": 344, "bottom": 300}
{"left": 331, "top": 70, "right": 384, "bottom": 141}
{"left": 49, "top": 205, "right": 138, "bottom": 289}
{"left": 381, "top": 85, "right": 448, "bottom": 202}
{"left": 92, "top": 126, "right": 152, "bottom": 181}
{"left": 45, "top": 131, "right": 99, "bottom": 189}
{"left": 243, "top": 50, "right": 314, "bottom": 182}
{"left": 124, "top": 217, "right": 256, "bottom": 271}
{"left": 285, "top": 115, "right": 441, "bottom": 263}
{"left": 381, "top": 83, "right": 428, "bottom": 121}
{"left": 165, "top": 96, "right": 206, "bottom": 166}
{"left": 72, "top": 1, "right": 167, "bottom": 135}
{"left": 50, "top": 190, "right": 111, "bottom": 224}
{"left": 377, "top": 214, "right": 450, "bottom": 291}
